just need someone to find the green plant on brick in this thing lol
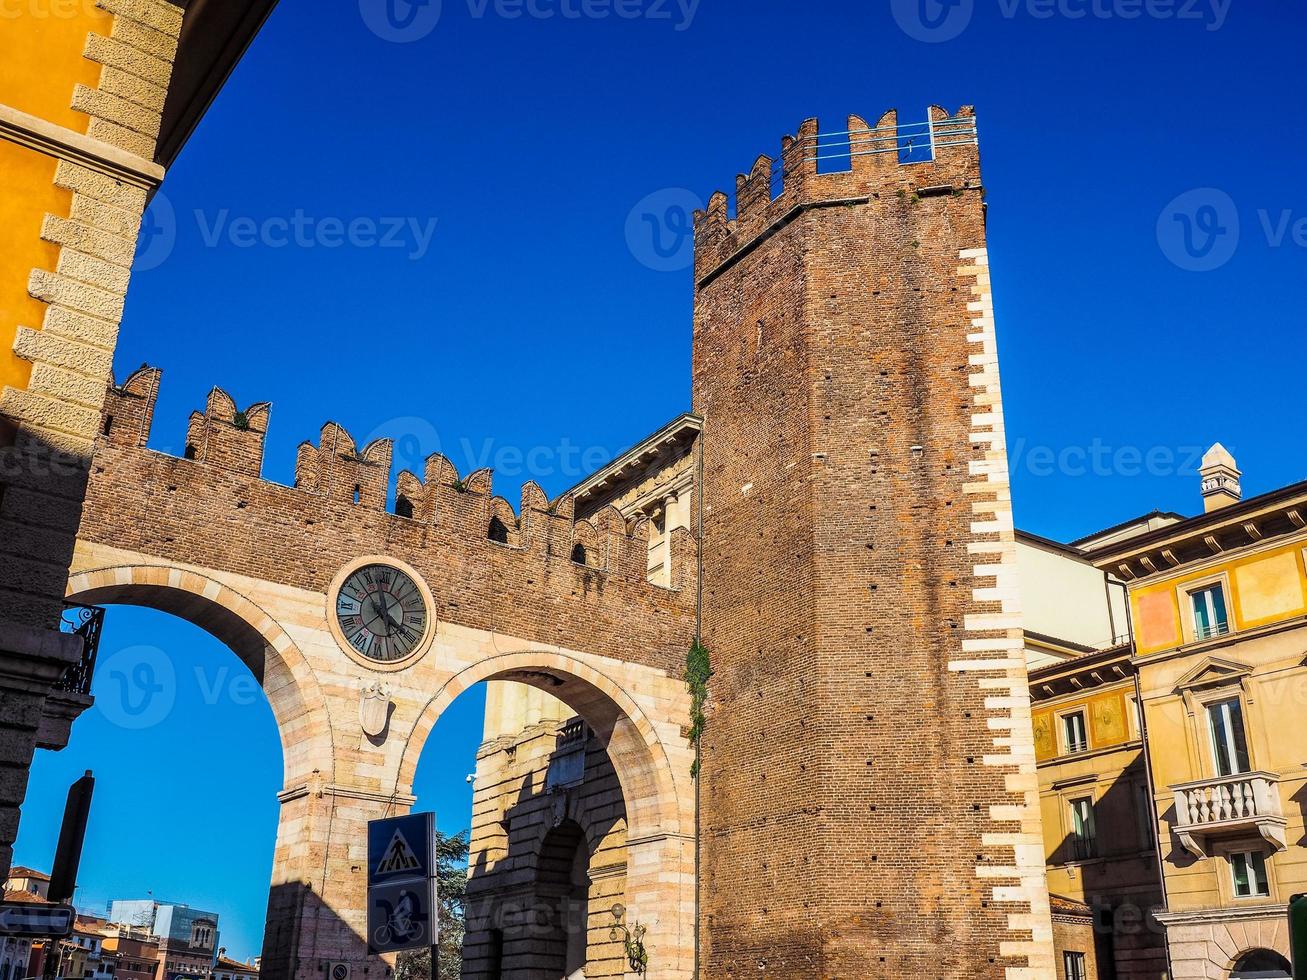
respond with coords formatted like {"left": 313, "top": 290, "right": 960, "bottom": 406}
{"left": 685, "top": 640, "right": 712, "bottom": 778}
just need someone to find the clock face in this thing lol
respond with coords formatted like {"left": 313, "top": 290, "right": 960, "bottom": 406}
{"left": 334, "top": 563, "right": 429, "bottom": 663}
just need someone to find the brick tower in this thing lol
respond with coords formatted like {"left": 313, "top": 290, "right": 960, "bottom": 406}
{"left": 692, "top": 107, "right": 1054, "bottom": 978}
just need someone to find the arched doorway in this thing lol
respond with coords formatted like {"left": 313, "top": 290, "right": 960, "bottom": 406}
{"left": 1231, "top": 949, "right": 1292, "bottom": 979}
{"left": 535, "top": 819, "right": 589, "bottom": 979}
{"left": 64, "top": 564, "right": 334, "bottom": 791}
{"left": 62, "top": 564, "right": 338, "bottom": 980}
{"left": 398, "top": 654, "right": 694, "bottom": 979}
{"left": 15, "top": 599, "right": 286, "bottom": 969}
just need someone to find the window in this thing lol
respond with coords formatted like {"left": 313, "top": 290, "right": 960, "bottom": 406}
{"left": 1063, "top": 951, "right": 1087, "bottom": 980}
{"left": 488, "top": 516, "right": 509, "bottom": 544}
{"left": 1190, "top": 583, "right": 1230, "bottom": 640}
{"left": 1207, "top": 697, "right": 1251, "bottom": 776}
{"left": 394, "top": 495, "right": 414, "bottom": 519}
{"left": 1069, "top": 797, "right": 1097, "bottom": 860}
{"left": 1231, "top": 850, "right": 1270, "bottom": 898}
{"left": 570, "top": 543, "right": 587, "bottom": 565}
{"left": 1061, "top": 710, "right": 1088, "bottom": 755}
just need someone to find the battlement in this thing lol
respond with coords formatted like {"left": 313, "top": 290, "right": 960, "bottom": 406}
{"left": 694, "top": 106, "right": 981, "bottom": 282}
{"left": 94, "top": 367, "right": 694, "bottom": 592}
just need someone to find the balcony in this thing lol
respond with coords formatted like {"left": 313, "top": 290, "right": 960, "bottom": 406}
{"left": 1170, "top": 771, "right": 1287, "bottom": 858}
{"left": 1194, "top": 620, "right": 1232, "bottom": 642}
{"left": 1070, "top": 836, "right": 1097, "bottom": 862}
{"left": 56, "top": 602, "right": 104, "bottom": 696}
{"left": 35, "top": 602, "right": 104, "bottom": 750}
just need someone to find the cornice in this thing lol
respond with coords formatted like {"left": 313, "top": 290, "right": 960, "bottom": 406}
{"left": 0, "top": 101, "right": 164, "bottom": 190}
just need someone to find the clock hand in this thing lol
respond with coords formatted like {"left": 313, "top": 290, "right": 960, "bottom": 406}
{"left": 373, "top": 595, "right": 402, "bottom": 632}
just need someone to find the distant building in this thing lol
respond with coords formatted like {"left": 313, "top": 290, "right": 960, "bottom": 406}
{"left": 3, "top": 869, "right": 49, "bottom": 901}
{"left": 101, "top": 929, "right": 161, "bottom": 980}
{"left": 1030, "top": 444, "right": 1307, "bottom": 979}
{"left": 0, "top": 889, "right": 44, "bottom": 980}
{"left": 107, "top": 904, "right": 218, "bottom": 980}
{"left": 211, "top": 952, "right": 257, "bottom": 980}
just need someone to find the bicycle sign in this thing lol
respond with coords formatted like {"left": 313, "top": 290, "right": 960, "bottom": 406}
{"left": 367, "top": 812, "right": 437, "bottom": 954}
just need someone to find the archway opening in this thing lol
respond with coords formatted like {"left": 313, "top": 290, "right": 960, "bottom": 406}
{"left": 13, "top": 604, "right": 283, "bottom": 967}
{"left": 1231, "top": 949, "right": 1292, "bottom": 979}
{"left": 405, "top": 664, "right": 664, "bottom": 980}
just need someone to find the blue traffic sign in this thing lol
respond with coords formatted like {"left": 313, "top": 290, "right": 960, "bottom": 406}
{"left": 368, "top": 812, "right": 434, "bottom": 885}
{"left": 367, "top": 811, "right": 437, "bottom": 954}
{"left": 367, "top": 879, "right": 435, "bottom": 954}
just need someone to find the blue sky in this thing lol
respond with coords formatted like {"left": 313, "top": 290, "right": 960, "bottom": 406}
{"left": 16, "top": 0, "right": 1306, "bottom": 961}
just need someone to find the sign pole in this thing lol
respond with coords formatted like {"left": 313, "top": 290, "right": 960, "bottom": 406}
{"left": 49, "top": 770, "right": 95, "bottom": 904}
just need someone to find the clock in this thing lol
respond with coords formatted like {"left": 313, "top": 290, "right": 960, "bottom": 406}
{"left": 333, "top": 562, "right": 430, "bottom": 664}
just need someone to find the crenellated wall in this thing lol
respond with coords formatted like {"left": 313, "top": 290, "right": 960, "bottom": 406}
{"left": 91, "top": 367, "right": 698, "bottom": 644}
{"left": 72, "top": 368, "right": 700, "bottom": 980}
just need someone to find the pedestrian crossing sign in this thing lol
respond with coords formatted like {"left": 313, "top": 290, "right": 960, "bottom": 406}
{"left": 367, "top": 812, "right": 434, "bottom": 885}
{"left": 376, "top": 829, "right": 422, "bottom": 875}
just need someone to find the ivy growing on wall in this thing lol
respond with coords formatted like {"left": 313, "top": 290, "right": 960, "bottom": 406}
{"left": 685, "top": 639, "right": 712, "bottom": 779}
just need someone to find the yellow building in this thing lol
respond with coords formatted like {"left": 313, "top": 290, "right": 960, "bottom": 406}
{"left": 1089, "top": 447, "right": 1307, "bottom": 978}
{"left": 1033, "top": 445, "right": 1307, "bottom": 979}
{"left": 0, "top": 0, "right": 275, "bottom": 876}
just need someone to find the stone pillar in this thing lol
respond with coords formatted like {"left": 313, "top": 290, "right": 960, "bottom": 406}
{"left": 0, "top": 0, "right": 183, "bottom": 879}
{"left": 0, "top": 623, "right": 84, "bottom": 875}
{"left": 263, "top": 775, "right": 415, "bottom": 980}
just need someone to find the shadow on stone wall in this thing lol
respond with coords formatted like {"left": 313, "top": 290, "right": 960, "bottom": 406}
{"left": 461, "top": 723, "right": 628, "bottom": 980}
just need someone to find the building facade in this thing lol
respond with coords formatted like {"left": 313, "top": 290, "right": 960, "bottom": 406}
{"left": 108, "top": 903, "right": 219, "bottom": 980}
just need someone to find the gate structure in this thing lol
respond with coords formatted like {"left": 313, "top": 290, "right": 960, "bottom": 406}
{"left": 60, "top": 105, "right": 1056, "bottom": 979}
{"left": 68, "top": 371, "right": 698, "bottom": 980}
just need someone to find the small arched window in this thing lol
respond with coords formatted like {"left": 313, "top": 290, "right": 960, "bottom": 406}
{"left": 488, "top": 516, "right": 509, "bottom": 544}
{"left": 395, "top": 495, "right": 414, "bottom": 519}
{"left": 571, "top": 543, "right": 587, "bottom": 565}
{"left": 183, "top": 443, "right": 197, "bottom": 460}
{"left": 1231, "top": 949, "right": 1291, "bottom": 978}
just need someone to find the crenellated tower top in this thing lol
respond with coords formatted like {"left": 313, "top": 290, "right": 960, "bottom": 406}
{"left": 694, "top": 106, "right": 980, "bottom": 283}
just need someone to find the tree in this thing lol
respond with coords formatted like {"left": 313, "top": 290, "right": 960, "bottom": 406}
{"left": 394, "top": 829, "right": 469, "bottom": 980}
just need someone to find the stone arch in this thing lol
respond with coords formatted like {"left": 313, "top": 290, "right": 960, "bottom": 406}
{"left": 396, "top": 650, "right": 694, "bottom": 978}
{"left": 396, "top": 651, "right": 683, "bottom": 839}
{"left": 65, "top": 563, "right": 333, "bottom": 788}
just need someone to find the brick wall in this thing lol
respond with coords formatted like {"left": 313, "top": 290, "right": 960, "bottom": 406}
{"left": 692, "top": 108, "right": 1054, "bottom": 978}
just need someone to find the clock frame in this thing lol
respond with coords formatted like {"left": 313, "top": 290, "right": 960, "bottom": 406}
{"left": 327, "top": 555, "right": 435, "bottom": 671}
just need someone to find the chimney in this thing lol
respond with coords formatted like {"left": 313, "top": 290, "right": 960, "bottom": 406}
{"left": 1200, "top": 443, "right": 1242, "bottom": 512}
